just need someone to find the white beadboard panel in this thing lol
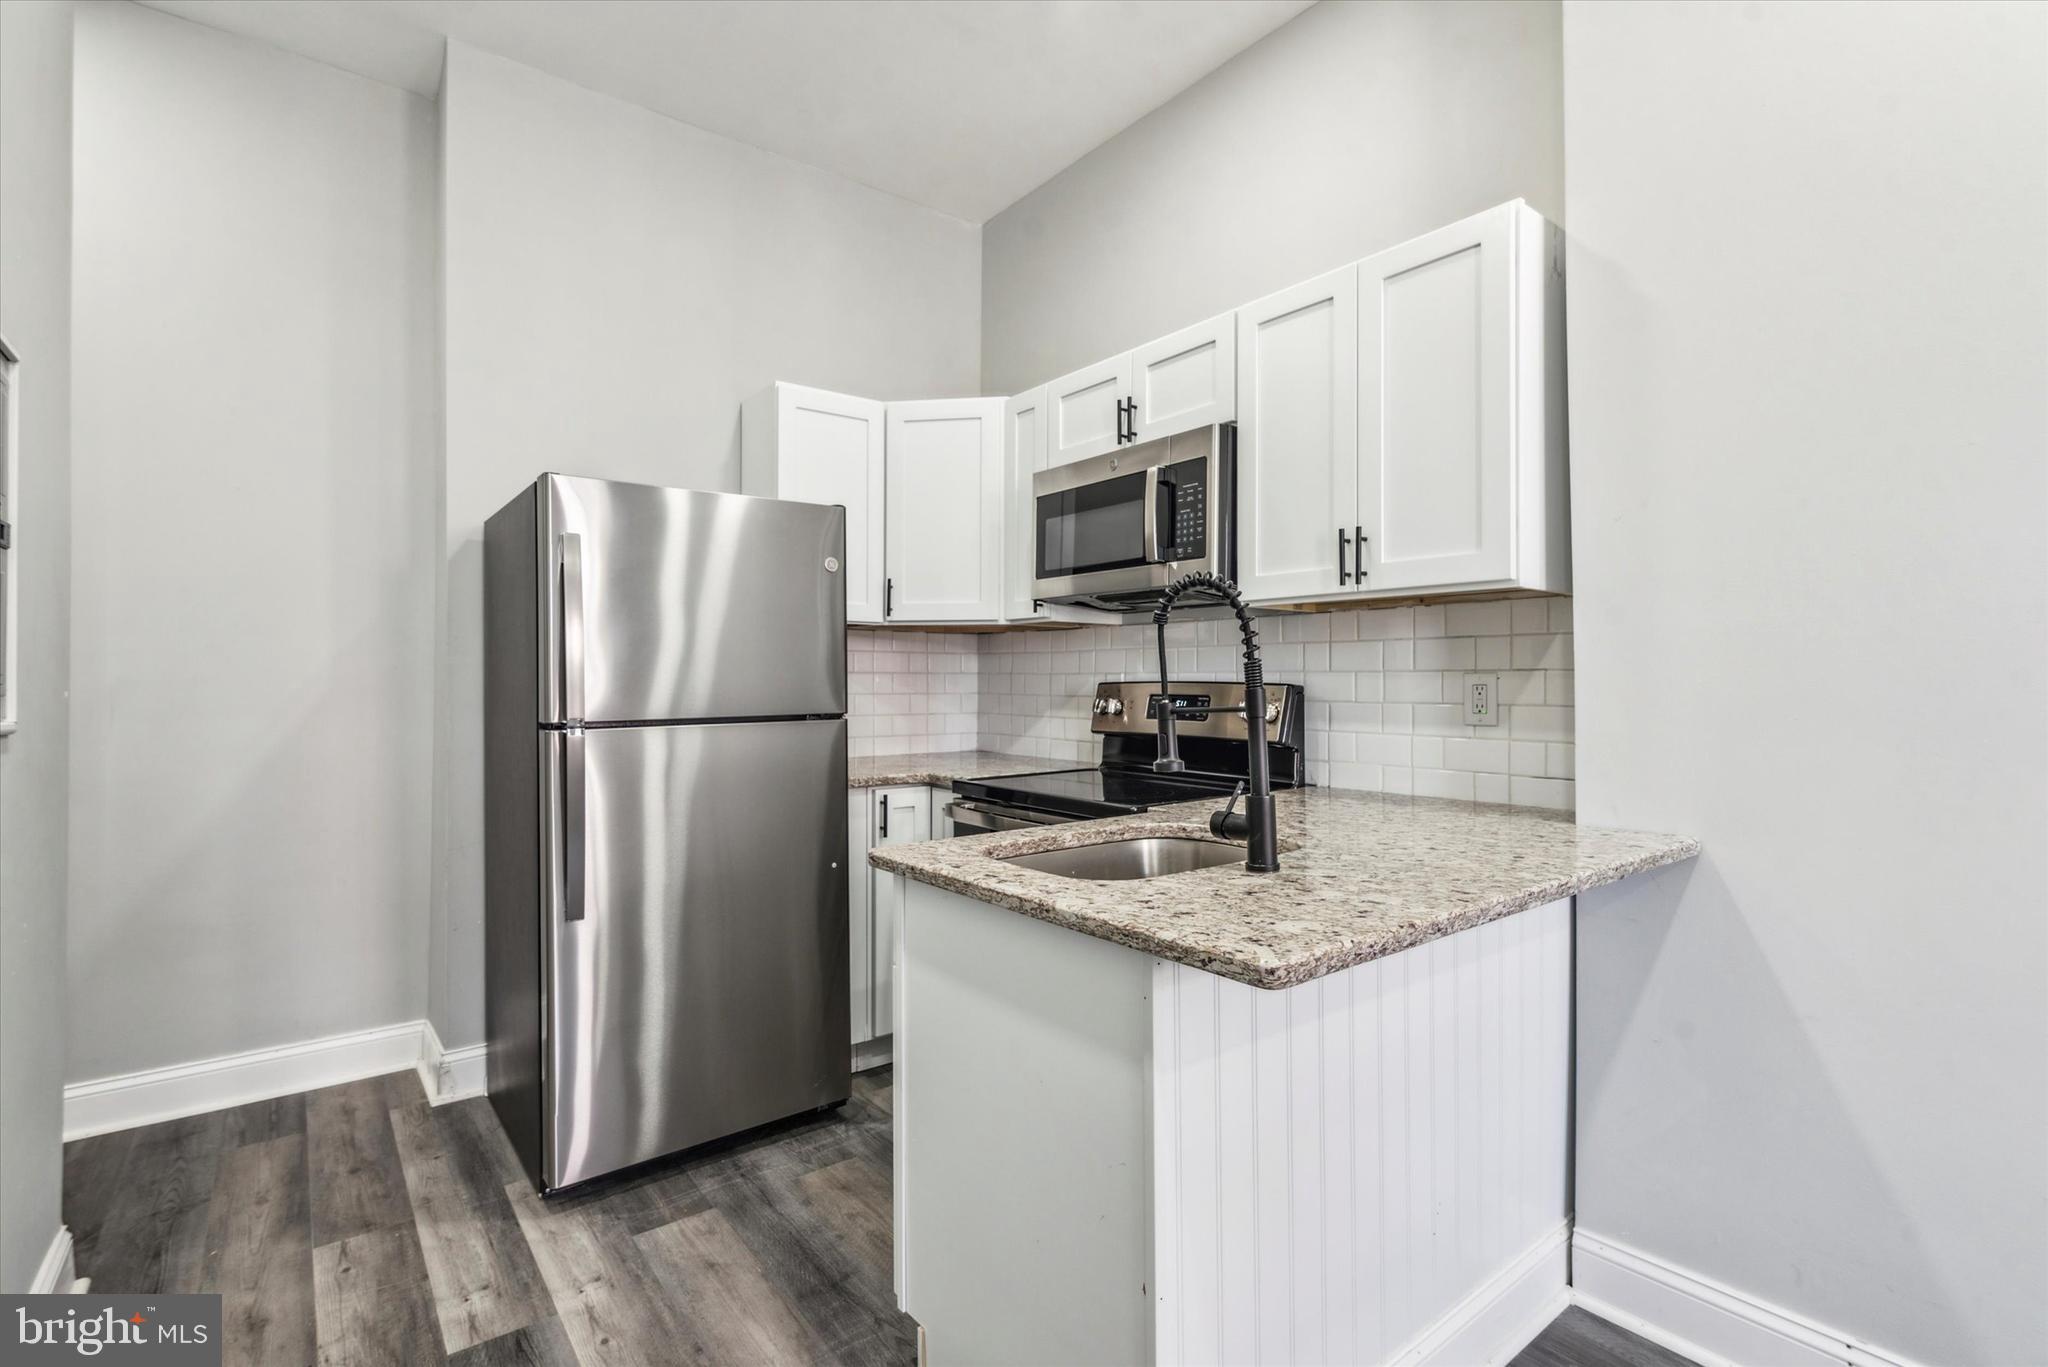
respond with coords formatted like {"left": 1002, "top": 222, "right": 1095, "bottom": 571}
{"left": 1152, "top": 899, "right": 1571, "bottom": 1366}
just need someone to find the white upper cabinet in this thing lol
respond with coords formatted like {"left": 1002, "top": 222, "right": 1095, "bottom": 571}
{"left": 1130, "top": 312, "right": 1236, "bottom": 443}
{"left": 1043, "top": 315, "right": 1239, "bottom": 470}
{"left": 1235, "top": 265, "right": 1360, "bottom": 602}
{"left": 1045, "top": 353, "right": 1131, "bottom": 467}
{"left": 1003, "top": 386, "right": 1049, "bottom": 620}
{"left": 741, "top": 382, "right": 887, "bottom": 623}
{"left": 1359, "top": 204, "right": 1515, "bottom": 592}
{"left": 884, "top": 397, "right": 1005, "bottom": 622}
{"left": 1237, "top": 200, "right": 1569, "bottom": 606}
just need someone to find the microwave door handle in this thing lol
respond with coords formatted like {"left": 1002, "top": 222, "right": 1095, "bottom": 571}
{"left": 1141, "top": 467, "right": 1163, "bottom": 564}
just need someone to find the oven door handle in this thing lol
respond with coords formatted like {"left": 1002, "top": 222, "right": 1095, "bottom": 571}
{"left": 945, "top": 800, "right": 1065, "bottom": 834}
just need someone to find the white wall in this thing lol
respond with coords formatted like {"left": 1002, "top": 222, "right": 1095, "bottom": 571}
{"left": 980, "top": 0, "right": 1563, "bottom": 395}
{"left": 435, "top": 43, "right": 982, "bottom": 1048}
{"left": 0, "top": 0, "right": 74, "bottom": 1293}
{"left": 1562, "top": 4, "right": 2047, "bottom": 1364}
{"left": 69, "top": 1, "right": 439, "bottom": 1080}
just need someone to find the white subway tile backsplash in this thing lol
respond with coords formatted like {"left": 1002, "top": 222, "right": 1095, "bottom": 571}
{"left": 966, "top": 597, "right": 1574, "bottom": 809}
{"left": 1355, "top": 608, "right": 1416, "bottom": 640}
{"left": 1415, "top": 637, "right": 1477, "bottom": 671}
{"left": 1509, "top": 705, "right": 1575, "bottom": 742}
{"left": 1443, "top": 738, "right": 1511, "bottom": 772}
{"left": 1511, "top": 633, "right": 1574, "bottom": 670}
{"left": 1330, "top": 640, "right": 1384, "bottom": 671}
{"left": 1385, "top": 672, "right": 1444, "bottom": 703}
{"left": 1509, "top": 776, "right": 1575, "bottom": 810}
{"left": 1414, "top": 768, "right": 1475, "bottom": 800}
{"left": 1444, "top": 602, "right": 1513, "bottom": 637}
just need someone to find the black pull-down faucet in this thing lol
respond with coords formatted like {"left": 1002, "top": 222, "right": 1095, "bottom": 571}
{"left": 1151, "top": 573, "right": 1279, "bottom": 873}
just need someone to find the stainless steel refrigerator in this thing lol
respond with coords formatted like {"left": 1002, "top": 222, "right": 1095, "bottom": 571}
{"left": 483, "top": 474, "right": 850, "bottom": 1193}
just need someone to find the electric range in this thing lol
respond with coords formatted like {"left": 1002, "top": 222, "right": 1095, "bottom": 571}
{"left": 947, "top": 679, "right": 1306, "bottom": 833}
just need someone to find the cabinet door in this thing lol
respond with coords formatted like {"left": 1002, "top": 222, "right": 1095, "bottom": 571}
{"left": 1130, "top": 313, "right": 1235, "bottom": 443}
{"left": 848, "top": 795, "right": 874, "bottom": 1046}
{"left": 1358, "top": 205, "right": 1515, "bottom": 591}
{"left": 767, "top": 384, "right": 887, "bottom": 623}
{"left": 1003, "top": 387, "right": 1049, "bottom": 621}
{"left": 1235, "top": 265, "right": 1359, "bottom": 602}
{"left": 869, "top": 786, "right": 932, "bottom": 1041}
{"left": 885, "top": 398, "right": 1004, "bottom": 622}
{"left": 1045, "top": 353, "right": 1133, "bottom": 467}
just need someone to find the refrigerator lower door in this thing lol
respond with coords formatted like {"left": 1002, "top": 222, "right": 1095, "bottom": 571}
{"left": 544, "top": 716, "right": 850, "bottom": 1190}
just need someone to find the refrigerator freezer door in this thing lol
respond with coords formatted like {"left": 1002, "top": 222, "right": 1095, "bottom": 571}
{"left": 540, "top": 475, "right": 847, "bottom": 725}
{"left": 544, "top": 717, "right": 850, "bottom": 1189}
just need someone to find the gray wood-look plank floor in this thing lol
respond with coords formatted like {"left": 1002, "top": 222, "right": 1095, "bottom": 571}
{"left": 67, "top": 1068, "right": 1692, "bottom": 1367}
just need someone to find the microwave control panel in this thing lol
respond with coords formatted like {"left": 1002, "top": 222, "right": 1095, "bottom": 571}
{"left": 1159, "top": 457, "right": 1209, "bottom": 562}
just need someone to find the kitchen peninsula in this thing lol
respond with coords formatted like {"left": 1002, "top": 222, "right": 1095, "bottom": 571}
{"left": 871, "top": 788, "right": 1697, "bottom": 1367}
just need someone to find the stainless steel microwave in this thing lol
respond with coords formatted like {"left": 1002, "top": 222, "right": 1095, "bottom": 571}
{"left": 1030, "top": 424, "right": 1236, "bottom": 613}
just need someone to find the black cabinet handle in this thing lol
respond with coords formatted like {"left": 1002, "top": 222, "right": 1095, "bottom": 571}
{"left": 1337, "top": 527, "right": 1350, "bottom": 584}
{"left": 885, "top": 577, "right": 893, "bottom": 617}
{"left": 1114, "top": 397, "right": 1126, "bottom": 444}
{"left": 878, "top": 791, "right": 888, "bottom": 837}
{"left": 1355, "top": 525, "right": 1367, "bottom": 581}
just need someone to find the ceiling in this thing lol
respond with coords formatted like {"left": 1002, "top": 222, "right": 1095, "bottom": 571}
{"left": 136, "top": 0, "right": 1315, "bottom": 222}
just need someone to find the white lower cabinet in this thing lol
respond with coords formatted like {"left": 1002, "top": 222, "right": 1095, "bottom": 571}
{"left": 849, "top": 784, "right": 938, "bottom": 1062}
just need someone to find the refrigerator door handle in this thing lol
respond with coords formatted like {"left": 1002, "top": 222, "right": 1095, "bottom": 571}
{"left": 560, "top": 532, "right": 586, "bottom": 723}
{"left": 562, "top": 728, "right": 586, "bottom": 922}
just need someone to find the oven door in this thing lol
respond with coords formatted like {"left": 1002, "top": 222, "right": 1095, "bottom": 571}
{"left": 1031, "top": 425, "right": 1232, "bottom": 606}
{"left": 943, "top": 799, "right": 1069, "bottom": 834}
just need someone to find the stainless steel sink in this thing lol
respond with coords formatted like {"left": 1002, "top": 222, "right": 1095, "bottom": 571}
{"left": 996, "top": 836, "right": 1246, "bottom": 881}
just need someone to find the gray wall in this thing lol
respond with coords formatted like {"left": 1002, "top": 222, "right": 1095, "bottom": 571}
{"left": 68, "top": 1, "right": 439, "bottom": 1079}
{"left": 980, "top": 0, "right": 1562, "bottom": 395}
{"left": 1562, "top": 4, "right": 2046, "bottom": 1363}
{"left": 435, "top": 43, "right": 982, "bottom": 1047}
{"left": 0, "top": 0, "right": 74, "bottom": 1293}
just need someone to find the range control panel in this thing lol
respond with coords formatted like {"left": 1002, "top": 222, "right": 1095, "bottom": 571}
{"left": 1088, "top": 679, "right": 1302, "bottom": 742}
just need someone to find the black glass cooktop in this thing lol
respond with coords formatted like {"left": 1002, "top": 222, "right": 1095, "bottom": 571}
{"left": 953, "top": 766, "right": 1239, "bottom": 820}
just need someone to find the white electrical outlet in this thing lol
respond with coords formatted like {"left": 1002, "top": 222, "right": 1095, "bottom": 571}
{"left": 1463, "top": 674, "right": 1501, "bottom": 726}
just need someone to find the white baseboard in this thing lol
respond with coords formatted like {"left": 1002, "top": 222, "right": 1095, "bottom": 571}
{"left": 1572, "top": 1230, "right": 1927, "bottom": 1367}
{"left": 417, "top": 1019, "right": 487, "bottom": 1106}
{"left": 1400, "top": 1222, "right": 1572, "bottom": 1367}
{"left": 28, "top": 1226, "right": 75, "bottom": 1294}
{"left": 64, "top": 1019, "right": 444, "bottom": 1140}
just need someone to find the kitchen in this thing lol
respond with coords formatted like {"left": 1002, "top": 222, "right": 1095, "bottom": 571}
{"left": 0, "top": 3, "right": 2041, "bottom": 1367}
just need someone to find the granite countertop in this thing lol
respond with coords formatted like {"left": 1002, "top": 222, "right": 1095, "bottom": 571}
{"left": 847, "top": 749, "right": 1054, "bottom": 789}
{"left": 867, "top": 786, "right": 1698, "bottom": 989}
